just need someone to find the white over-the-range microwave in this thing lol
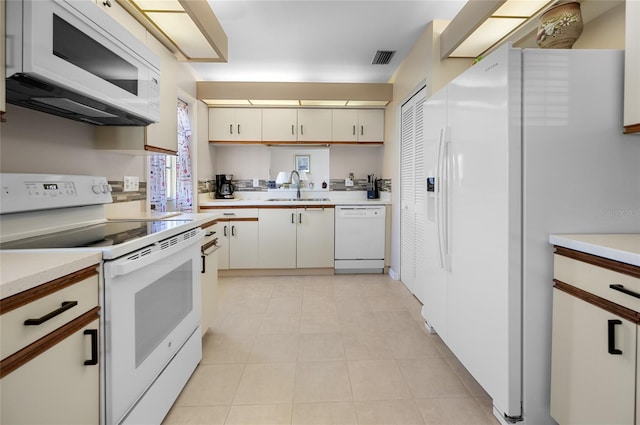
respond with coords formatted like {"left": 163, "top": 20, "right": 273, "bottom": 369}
{"left": 5, "top": 0, "right": 160, "bottom": 126}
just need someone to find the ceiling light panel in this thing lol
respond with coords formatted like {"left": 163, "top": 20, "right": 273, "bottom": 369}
{"left": 146, "top": 12, "right": 218, "bottom": 59}
{"left": 202, "top": 99, "right": 252, "bottom": 106}
{"left": 493, "top": 0, "right": 550, "bottom": 17}
{"left": 249, "top": 100, "right": 300, "bottom": 106}
{"left": 300, "top": 100, "right": 348, "bottom": 106}
{"left": 131, "top": 0, "right": 183, "bottom": 11}
{"left": 450, "top": 17, "right": 526, "bottom": 57}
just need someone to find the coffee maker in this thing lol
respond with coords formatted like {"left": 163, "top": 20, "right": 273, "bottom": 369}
{"left": 215, "top": 174, "right": 235, "bottom": 199}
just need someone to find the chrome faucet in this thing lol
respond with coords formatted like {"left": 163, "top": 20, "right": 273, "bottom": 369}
{"left": 290, "top": 170, "right": 301, "bottom": 200}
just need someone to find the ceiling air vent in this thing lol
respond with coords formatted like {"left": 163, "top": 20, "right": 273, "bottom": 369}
{"left": 372, "top": 50, "right": 396, "bottom": 65}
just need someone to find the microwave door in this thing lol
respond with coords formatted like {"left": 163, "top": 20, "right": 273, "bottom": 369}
{"left": 6, "top": 0, "right": 160, "bottom": 125}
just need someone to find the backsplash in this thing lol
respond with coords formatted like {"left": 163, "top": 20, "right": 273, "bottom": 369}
{"left": 109, "top": 180, "right": 147, "bottom": 203}
{"left": 197, "top": 178, "right": 391, "bottom": 194}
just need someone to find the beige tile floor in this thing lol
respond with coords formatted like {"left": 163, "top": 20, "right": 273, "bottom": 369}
{"left": 163, "top": 274, "right": 500, "bottom": 425}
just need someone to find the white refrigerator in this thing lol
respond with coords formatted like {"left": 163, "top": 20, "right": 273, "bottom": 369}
{"left": 421, "top": 44, "right": 640, "bottom": 425}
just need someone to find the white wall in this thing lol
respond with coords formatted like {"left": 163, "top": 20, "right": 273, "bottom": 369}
{"left": 0, "top": 104, "right": 145, "bottom": 179}
{"left": 208, "top": 142, "right": 383, "bottom": 183}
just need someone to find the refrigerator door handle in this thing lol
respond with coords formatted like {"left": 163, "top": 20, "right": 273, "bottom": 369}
{"left": 436, "top": 127, "right": 447, "bottom": 270}
{"left": 442, "top": 127, "right": 452, "bottom": 272}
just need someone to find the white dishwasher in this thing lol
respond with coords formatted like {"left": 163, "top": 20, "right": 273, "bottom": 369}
{"left": 334, "top": 205, "right": 386, "bottom": 273}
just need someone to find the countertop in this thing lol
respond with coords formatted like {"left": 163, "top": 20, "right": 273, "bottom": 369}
{"left": 550, "top": 234, "right": 640, "bottom": 267}
{"left": 0, "top": 251, "right": 102, "bottom": 300}
{"left": 198, "top": 190, "right": 391, "bottom": 208}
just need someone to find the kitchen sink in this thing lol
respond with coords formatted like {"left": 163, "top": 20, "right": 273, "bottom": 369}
{"left": 266, "top": 198, "right": 330, "bottom": 202}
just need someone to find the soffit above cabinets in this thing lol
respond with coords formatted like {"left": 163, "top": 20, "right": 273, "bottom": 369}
{"left": 441, "top": 0, "right": 624, "bottom": 60}
{"left": 197, "top": 82, "right": 393, "bottom": 108}
{"left": 116, "top": 0, "right": 228, "bottom": 62}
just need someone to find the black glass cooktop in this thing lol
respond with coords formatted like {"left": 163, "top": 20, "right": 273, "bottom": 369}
{"left": 0, "top": 220, "right": 194, "bottom": 250}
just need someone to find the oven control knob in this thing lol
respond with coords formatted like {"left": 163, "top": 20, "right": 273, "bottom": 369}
{"left": 92, "top": 185, "right": 103, "bottom": 194}
{"left": 103, "top": 184, "right": 112, "bottom": 193}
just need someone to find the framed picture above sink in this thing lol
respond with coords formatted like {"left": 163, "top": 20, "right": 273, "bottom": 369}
{"left": 295, "top": 155, "right": 310, "bottom": 172}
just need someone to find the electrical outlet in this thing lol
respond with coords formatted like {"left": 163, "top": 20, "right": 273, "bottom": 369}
{"left": 253, "top": 178, "right": 260, "bottom": 187}
{"left": 345, "top": 178, "right": 354, "bottom": 187}
{"left": 123, "top": 176, "right": 139, "bottom": 192}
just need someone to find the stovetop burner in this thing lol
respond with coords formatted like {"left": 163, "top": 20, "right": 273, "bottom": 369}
{"left": 0, "top": 220, "right": 194, "bottom": 250}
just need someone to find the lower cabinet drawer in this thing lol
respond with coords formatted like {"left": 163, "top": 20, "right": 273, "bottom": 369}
{"left": 1, "top": 270, "right": 99, "bottom": 360}
{"left": 554, "top": 254, "right": 640, "bottom": 312}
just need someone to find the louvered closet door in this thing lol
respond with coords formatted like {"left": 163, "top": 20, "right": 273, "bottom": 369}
{"left": 400, "top": 87, "right": 426, "bottom": 299}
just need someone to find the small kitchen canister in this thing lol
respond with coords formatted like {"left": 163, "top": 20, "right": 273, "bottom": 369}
{"left": 536, "top": 1, "right": 583, "bottom": 49}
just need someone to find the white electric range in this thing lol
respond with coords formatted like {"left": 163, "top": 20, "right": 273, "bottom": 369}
{"left": 0, "top": 173, "right": 205, "bottom": 425}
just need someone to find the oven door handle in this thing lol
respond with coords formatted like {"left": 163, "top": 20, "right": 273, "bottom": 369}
{"left": 104, "top": 230, "right": 204, "bottom": 279}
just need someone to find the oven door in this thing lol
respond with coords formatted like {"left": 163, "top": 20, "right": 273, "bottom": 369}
{"left": 103, "top": 229, "right": 203, "bottom": 425}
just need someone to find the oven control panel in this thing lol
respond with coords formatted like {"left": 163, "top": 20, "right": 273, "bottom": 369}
{"left": 0, "top": 173, "right": 113, "bottom": 214}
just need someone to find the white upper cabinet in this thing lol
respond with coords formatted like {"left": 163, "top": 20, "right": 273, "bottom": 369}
{"left": 262, "top": 109, "right": 298, "bottom": 142}
{"left": 262, "top": 108, "right": 332, "bottom": 142}
{"left": 208, "top": 107, "right": 382, "bottom": 144}
{"left": 624, "top": 0, "right": 639, "bottom": 134}
{"left": 95, "top": 0, "right": 146, "bottom": 41}
{"left": 298, "top": 109, "right": 332, "bottom": 142}
{"left": 332, "top": 109, "right": 384, "bottom": 143}
{"left": 208, "top": 108, "right": 262, "bottom": 142}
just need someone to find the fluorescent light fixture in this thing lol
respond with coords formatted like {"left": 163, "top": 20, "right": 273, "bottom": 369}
{"left": 346, "top": 100, "right": 390, "bottom": 107}
{"left": 445, "top": 0, "right": 553, "bottom": 58}
{"left": 450, "top": 17, "right": 526, "bottom": 57}
{"left": 300, "top": 100, "right": 348, "bottom": 107}
{"left": 249, "top": 100, "right": 301, "bottom": 106}
{"left": 202, "top": 99, "right": 252, "bottom": 106}
{"left": 123, "top": 0, "right": 228, "bottom": 62}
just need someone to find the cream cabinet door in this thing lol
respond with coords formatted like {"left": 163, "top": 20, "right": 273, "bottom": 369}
{"left": 145, "top": 33, "right": 178, "bottom": 153}
{"left": 296, "top": 207, "right": 334, "bottom": 268}
{"left": 234, "top": 109, "right": 263, "bottom": 142}
{"left": 332, "top": 109, "right": 359, "bottom": 142}
{"left": 357, "top": 109, "right": 384, "bottom": 143}
{"left": 216, "top": 222, "right": 230, "bottom": 270}
{"left": 1, "top": 318, "right": 100, "bottom": 425}
{"left": 258, "top": 208, "right": 297, "bottom": 268}
{"left": 298, "top": 109, "right": 332, "bottom": 142}
{"left": 550, "top": 288, "right": 636, "bottom": 425}
{"left": 229, "top": 221, "right": 259, "bottom": 269}
{"left": 209, "top": 108, "right": 238, "bottom": 141}
{"left": 262, "top": 109, "right": 298, "bottom": 142}
{"left": 95, "top": 0, "right": 146, "bottom": 41}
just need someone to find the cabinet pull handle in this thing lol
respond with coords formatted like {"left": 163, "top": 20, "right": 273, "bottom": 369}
{"left": 223, "top": 212, "right": 236, "bottom": 216}
{"left": 24, "top": 301, "right": 78, "bottom": 326}
{"left": 238, "top": 124, "right": 241, "bottom": 134}
{"left": 224, "top": 225, "right": 228, "bottom": 237}
{"left": 205, "top": 231, "right": 216, "bottom": 237}
{"left": 201, "top": 255, "right": 206, "bottom": 273}
{"left": 291, "top": 125, "right": 295, "bottom": 135}
{"left": 230, "top": 124, "right": 233, "bottom": 134}
{"left": 291, "top": 213, "right": 295, "bottom": 224}
{"left": 352, "top": 125, "right": 356, "bottom": 136}
{"left": 361, "top": 125, "right": 364, "bottom": 136}
{"left": 84, "top": 329, "right": 99, "bottom": 366}
{"left": 300, "top": 125, "right": 304, "bottom": 135}
{"left": 232, "top": 225, "right": 236, "bottom": 236}
{"left": 299, "top": 213, "right": 302, "bottom": 224}
{"left": 609, "top": 284, "right": 640, "bottom": 299}
{"left": 607, "top": 319, "right": 623, "bottom": 355}
{"left": 103, "top": 0, "right": 111, "bottom": 6}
